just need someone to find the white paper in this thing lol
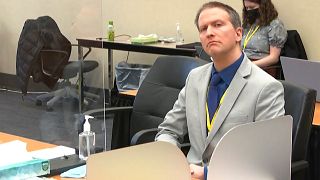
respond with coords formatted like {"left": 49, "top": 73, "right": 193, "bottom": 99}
{"left": 0, "top": 140, "right": 33, "bottom": 167}
{"left": 29, "top": 145, "right": 75, "bottom": 160}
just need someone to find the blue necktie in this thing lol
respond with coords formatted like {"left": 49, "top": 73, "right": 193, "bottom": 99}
{"left": 207, "top": 73, "right": 221, "bottom": 121}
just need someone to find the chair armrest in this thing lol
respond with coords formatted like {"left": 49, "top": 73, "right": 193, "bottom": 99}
{"left": 130, "top": 128, "right": 159, "bottom": 146}
{"left": 130, "top": 128, "right": 191, "bottom": 156}
{"left": 83, "top": 106, "right": 133, "bottom": 119}
{"left": 291, "top": 160, "right": 309, "bottom": 173}
{"left": 180, "top": 142, "right": 191, "bottom": 156}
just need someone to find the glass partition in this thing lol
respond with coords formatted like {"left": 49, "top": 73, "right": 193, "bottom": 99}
{"left": 0, "top": 0, "right": 108, "bottom": 152}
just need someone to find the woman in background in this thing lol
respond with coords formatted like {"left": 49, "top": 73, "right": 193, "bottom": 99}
{"left": 241, "top": 0, "right": 287, "bottom": 75}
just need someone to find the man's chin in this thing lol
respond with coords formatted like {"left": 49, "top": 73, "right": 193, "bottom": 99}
{"left": 207, "top": 49, "right": 221, "bottom": 57}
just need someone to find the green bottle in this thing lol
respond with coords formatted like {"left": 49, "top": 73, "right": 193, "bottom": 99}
{"left": 107, "top": 21, "right": 115, "bottom": 41}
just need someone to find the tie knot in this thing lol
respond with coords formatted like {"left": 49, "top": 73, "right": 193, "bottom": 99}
{"left": 211, "top": 73, "right": 221, "bottom": 86}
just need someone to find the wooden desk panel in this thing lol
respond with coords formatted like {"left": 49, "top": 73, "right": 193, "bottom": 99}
{"left": 313, "top": 103, "right": 320, "bottom": 126}
{"left": 0, "top": 132, "right": 55, "bottom": 151}
{"left": 119, "top": 89, "right": 138, "bottom": 97}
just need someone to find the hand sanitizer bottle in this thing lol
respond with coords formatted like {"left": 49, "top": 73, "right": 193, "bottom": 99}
{"left": 79, "top": 115, "right": 95, "bottom": 160}
{"left": 176, "top": 22, "right": 184, "bottom": 44}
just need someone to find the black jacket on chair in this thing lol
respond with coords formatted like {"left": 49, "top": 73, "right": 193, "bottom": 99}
{"left": 16, "top": 16, "right": 71, "bottom": 94}
{"left": 280, "top": 30, "right": 308, "bottom": 60}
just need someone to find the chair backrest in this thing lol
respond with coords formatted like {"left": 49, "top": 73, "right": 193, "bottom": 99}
{"left": 195, "top": 45, "right": 211, "bottom": 62}
{"left": 280, "top": 80, "right": 316, "bottom": 162}
{"left": 129, "top": 56, "right": 207, "bottom": 140}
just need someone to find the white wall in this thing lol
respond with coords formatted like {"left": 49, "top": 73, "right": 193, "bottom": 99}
{"left": 277, "top": 0, "right": 320, "bottom": 60}
{"left": 0, "top": 0, "right": 319, "bottom": 88}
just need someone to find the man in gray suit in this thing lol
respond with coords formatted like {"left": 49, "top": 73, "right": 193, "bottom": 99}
{"left": 155, "top": 1, "right": 285, "bottom": 179}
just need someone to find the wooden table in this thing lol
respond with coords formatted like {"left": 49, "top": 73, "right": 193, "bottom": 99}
{"left": 119, "top": 89, "right": 138, "bottom": 97}
{"left": 0, "top": 132, "right": 78, "bottom": 180}
{"left": 0, "top": 132, "right": 55, "bottom": 151}
{"left": 313, "top": 103, "right": 320, "bottom": 126}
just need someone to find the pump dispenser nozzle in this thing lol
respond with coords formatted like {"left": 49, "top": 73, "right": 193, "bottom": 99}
{"left": 83, "top": 115, "right": 94, "bottom": 132}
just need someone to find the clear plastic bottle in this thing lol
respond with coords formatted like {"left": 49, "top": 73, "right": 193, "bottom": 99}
{"left": 176, "top": 23, "right": 184, "bottom": 44}
{"left": 107, "top": 20, "right": 115, "bottom": 41}
{"left": 79, "top": 115, "right": 95, "bottom": 160}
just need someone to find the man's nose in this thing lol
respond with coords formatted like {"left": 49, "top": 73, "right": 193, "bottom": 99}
{"left": 206, "top": 25, "right": 215, "bottom": 37}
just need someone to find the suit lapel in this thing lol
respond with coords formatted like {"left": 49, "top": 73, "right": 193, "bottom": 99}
{"left": 204, "top": 56, "right": 252, "bottom": 147}
{"left": 198, "top": 64, "right": 213, "bottom": 141}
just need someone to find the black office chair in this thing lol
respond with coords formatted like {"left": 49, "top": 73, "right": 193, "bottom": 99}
{"left": 280, "top": 80, "right": 316, "bottom": 180}
{"left": 36, "top": 46, "right": 99, "bottom": 110}
{"left": 195, "top": 45, "right": 211, "bottom": 62}
{"left": 84, "top": 55, "right": 207, "bottom": 149}
{"left": 16, "top": 16, "right": 99, "bottom": 110}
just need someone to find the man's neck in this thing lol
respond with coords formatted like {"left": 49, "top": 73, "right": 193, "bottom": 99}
{"left": 212, "top": 49, "right": 242, "bottom": 72}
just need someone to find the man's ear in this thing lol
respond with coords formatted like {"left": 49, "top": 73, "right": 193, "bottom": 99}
{"left": 235, "top": 27, "right": 243, "bottom": 42}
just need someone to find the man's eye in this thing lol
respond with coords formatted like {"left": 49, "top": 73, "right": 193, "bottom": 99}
{"left": 200, "top": 27, "right": 207, "bottom": 32}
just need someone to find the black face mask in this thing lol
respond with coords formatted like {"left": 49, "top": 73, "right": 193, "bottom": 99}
{"left": 246, "top": 8, "right": 260, "bottom": 24}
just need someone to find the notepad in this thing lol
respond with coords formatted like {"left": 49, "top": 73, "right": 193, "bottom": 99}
{"left": 29, "top": 145, "right": 75, "bottom": 160}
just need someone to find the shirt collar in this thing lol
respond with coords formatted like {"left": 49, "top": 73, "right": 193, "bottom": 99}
{"left": 211, "top": 52, "right": 244, "bottom": 85}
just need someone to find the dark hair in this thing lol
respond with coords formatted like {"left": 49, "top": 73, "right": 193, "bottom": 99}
{"left": 242, "top": 0, "right": 278, "bottom": 27}
{"left": 245, "top": 0, "right": 260, "bottom": 3}
{"left": 194, "top": 1, "right": 241, "bottom": 30}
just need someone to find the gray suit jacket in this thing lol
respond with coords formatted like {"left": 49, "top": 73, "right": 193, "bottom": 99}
{"left": 155, "top": 55, "right": 285, "bottom": 165}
